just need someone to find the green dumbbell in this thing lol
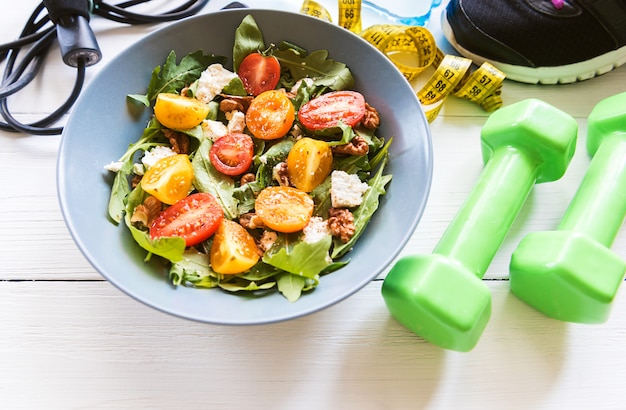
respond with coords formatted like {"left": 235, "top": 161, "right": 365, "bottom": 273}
{"left": 382, "top": 99, "right": 578, "bottom": 352}
{"left": 510, "top": 92, "right": 626, "bottom": 323}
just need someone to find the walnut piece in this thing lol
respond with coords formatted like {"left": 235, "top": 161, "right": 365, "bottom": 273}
{"left": 328, "top": 208, "right": 355, "bottom": 243}
{"left": 131, "top": 174, "right": 142, "bottom": 189}
{"left": 332, "top": 135, "right": 369, "bottom": 156}
{"left": 361, "top": 103, "right": 380, "bottom": 129}
{"left": 240, "top": 173, "right": 256, "bottom": 185}
{"left": 162, "top": 128, "right": 190, "bottom": 154}
{"left": 219, "top": 95, "right": 254, "bottom": 113}
{"left": 239, "top": 213, "right": 266, "bottom": 230}
{"left": 273, "top": 162, "right": 291, "bottom": 187}
{"left": 130, "top": 196, "right": 163, "bottom": 229}
{"left": 257, "top": 230, "right": 278, "bottom": 253}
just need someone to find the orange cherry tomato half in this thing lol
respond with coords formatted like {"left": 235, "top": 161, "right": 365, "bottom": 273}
{"left": 238, "top": 52, "right": 281, "bottom": 96}
{"left": 245, "top": 90, "right": 295, "bottom": 140}
{"left": 298, "top": 90, "right": 366, "bottom": 131}
{"left": 287, "top": 137, "right": 333, "bottom": 192}
{"left": 210, "top": 219, "right": 260, "bottom": 274}
{"left": 209, "top": 133, "right": 255, "bottom": 176}
{"left": 255, "top": 186, "right": 314, "bottom": 233}
{"left": 141, "top": 154, "right": 194, "bottom": 205}
{"left": 150, "top": 192, "right": 224, "bottom": 247}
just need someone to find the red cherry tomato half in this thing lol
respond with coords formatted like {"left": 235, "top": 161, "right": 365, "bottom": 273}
{"left": 238, "top": 53, "right": 281, "bottom": 96}
{"left": 150, "top": 192, "right": 224, "bottom": 247}
{"left": 209, "top": 133, "right": 255, "bottom": 176}
{"left": 298, "top": 90, "right": 367, "bottom": 131}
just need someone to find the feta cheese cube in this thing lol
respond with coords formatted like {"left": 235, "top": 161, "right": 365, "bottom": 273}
{"left": 330, "top": 170, "right": 369, "bottom": 208}
{"left": 226, "top": 110, "right": 246, "bottom": 134}
{"left": 141, "top": 146, "right": 176, "bottom": 169}
{"left": 133, "top": 163, "right": 145, "bottom": 176}
{"left": 302, "top": 216, "right": 330, "bottom": 244}
{"left": 195, "top": 64, "right": 238, "bottom": 103}
{"left": 104, "top": 161, "right": 124, "bottom": 173}
{"left": 202, "top": 119, "right": 228, "bottom": 141}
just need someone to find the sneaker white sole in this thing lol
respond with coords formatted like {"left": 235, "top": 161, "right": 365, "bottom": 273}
{"left": 441, "top": 12, "right": 626, "bottom": 85}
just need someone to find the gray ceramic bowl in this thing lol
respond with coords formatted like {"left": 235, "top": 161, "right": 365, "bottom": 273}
{"left": 58, "top": 8, "right": 432, "bottom": 325}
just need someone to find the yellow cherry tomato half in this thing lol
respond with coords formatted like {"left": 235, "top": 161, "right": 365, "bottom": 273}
{"left": 245, "top": 90, "right": 295, "bottom": 140}
{"left": 287, "top": 137, "right": 333, "bottom": 192}
{"left": 141, "top": 154, "right": 194, "bottom": 205}
{"left": 210, "top": 219, "right": 260, "bottom": 274}
{"left": 154, "top": 93, "right": 210, "bottom": 130}
{"left": 255, "top": 186, "right": 314, "bottom": 233}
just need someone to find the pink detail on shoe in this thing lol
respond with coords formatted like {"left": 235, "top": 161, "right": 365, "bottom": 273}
{"left": 551, "top": 0, "right": 565, "bottom": 9}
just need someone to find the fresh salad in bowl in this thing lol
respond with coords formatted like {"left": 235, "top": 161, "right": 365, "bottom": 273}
{"left": 105, "top": 14, "right": 392, "bottom": 302}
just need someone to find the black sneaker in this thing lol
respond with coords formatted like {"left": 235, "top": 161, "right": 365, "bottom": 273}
{"left": 441, "top": 0, "right": 626, "bottom": 84}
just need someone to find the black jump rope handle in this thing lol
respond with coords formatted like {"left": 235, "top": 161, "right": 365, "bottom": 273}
{"left": 42, "top": 0, "right": 102, "bottom": 67}
{"left": 41, "top": 0, "right": 248, "bottom": 67}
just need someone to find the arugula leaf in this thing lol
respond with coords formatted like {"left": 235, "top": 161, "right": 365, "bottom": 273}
{"left": 128, "top": 50, "right": 227, "bottom": 106}
{"left": 311, "top": 176, "right": 332, "bottom": 217}
{"left": 273, "top": 48, "right": 354, "bottom": 91}
{"left": 263, "top": 234, "right": 332, "bottom": 278}
{"left": 233, "top": 14, "right": 266, "bottom": 71}
{"left": 254, "top": 138, "right": 294, "bottom": 187}
{"left": 127, "top": 94, "right": 150, "bottom": 107}
{"left": 232, "top": 182, "right": 259, "bottom": 215}
{"left": 369, "top": 137, "right": 393, "bottom": 170}
{"left": 333, "top": 152, "right": 370, "bottom": 175}
{"left": 108, "top": 161, "right": 133, "bottom": 223}
{"left": 222, "top": 76, "right": 247, "bottom": 96}
{"left": 319, "top": 121, "right": 356, "bottom": 145}
{"left": 128, "top": 225, "right": 186, "bottom": 263}
{"left": 239, "top": 262, "right": 283, "bottom": 282}
{"left": 169, "top": 248, "right": 216, "bottom": 287}
{"left": 216, "top": 263, "right": 279, "bottom": 292}
{"left": 192, "top": 139, "right": 240, "bottom": 220}
{"left": 218, "top": 279, "right": 276, "bottom": 293}
{"left": 277, "top": 273, "right": 306, "bottom": 302}
{"left": 355, "top": 126, "right": 384, "bottom": 152}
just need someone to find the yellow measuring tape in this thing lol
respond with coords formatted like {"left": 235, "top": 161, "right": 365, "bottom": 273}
{"left": 300, "top": 0, "right": 505, "bottom": 122}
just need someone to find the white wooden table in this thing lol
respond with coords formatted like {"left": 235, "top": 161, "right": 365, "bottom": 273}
{"left": 3, "top": 1, "right": 626, "bottom": 408}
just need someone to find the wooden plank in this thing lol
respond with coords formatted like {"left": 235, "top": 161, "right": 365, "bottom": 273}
{"left": 1, "top": 280, "right": 625, "bottom": 409}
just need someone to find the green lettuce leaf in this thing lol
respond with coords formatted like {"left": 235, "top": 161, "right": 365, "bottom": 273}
{"left": 169, "top": 248, "right": 216, "bottom": 287}
{"left": 277, "top": 273, "right": 306, "bottom": 302}
{"left": 263, "top": 234, "right": 332, "bottom": 278}
{"left": 273, "top": 47, "right": 354, "bottom": 91}
{"left": 128, "top": 50, "right": 227, "bottom": 106}
{"left": 108, "top": 160, "right": 133, "bottom": 223}
{"left": 218, "top": 280, "right": 276, "bottom": 293}
{"left": 192, "top": 139, "right": 240, "bottom": 220}
{"left": 128, "top": 225, "right": 186, "bottom": 263}
{"left": 233, "top": 14, "right": 266, "bottom": 71}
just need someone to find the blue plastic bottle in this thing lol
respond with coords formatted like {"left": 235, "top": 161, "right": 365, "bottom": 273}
{"left": 363, "top": 0, "right": 442, "bottom": 26}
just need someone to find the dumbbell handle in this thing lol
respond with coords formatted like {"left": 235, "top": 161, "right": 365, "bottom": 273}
{"left": 558, "top": 135, "right": 626, "bottom": 247}
{"left": 433, "top": 146, "right": 538, "bottom": 279}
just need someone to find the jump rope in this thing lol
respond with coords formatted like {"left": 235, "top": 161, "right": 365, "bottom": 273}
{"left": 0, "top": 0, "right": 241, "bottom": 135}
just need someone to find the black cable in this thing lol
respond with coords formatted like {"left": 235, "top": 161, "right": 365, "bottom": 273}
{"left": 0, "top": 0, "right": 213, "bottom": 136}
{"left": 1, "top": 58, "right": 85, "bottom": 135}
{"left": 92, "top": 0, "right": 211, "bottom": 24}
